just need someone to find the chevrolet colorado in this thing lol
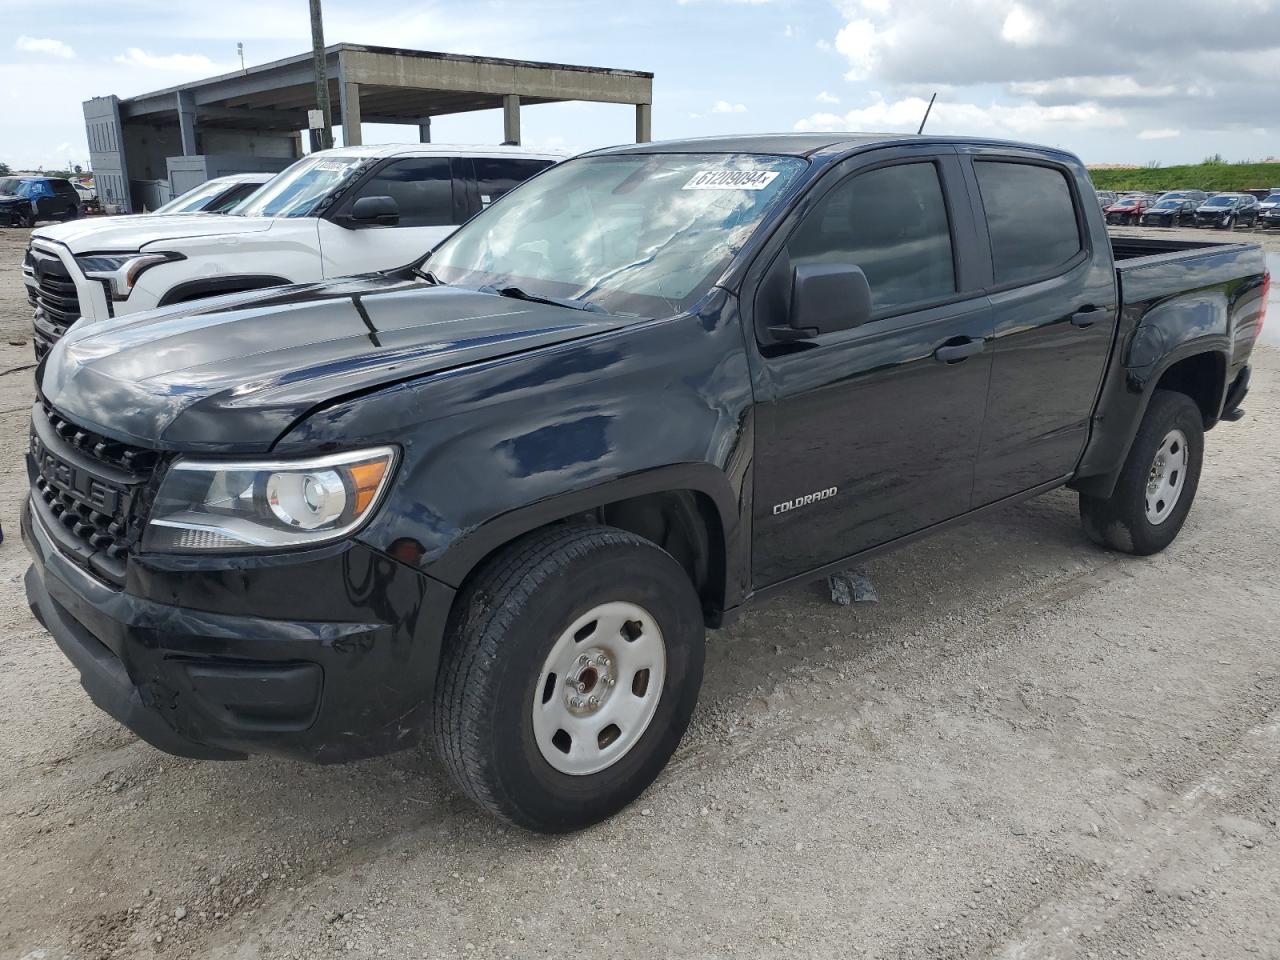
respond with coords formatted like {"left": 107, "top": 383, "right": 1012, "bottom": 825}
{"left": 23, "top": 134, "right": 1268, "bottom": 832}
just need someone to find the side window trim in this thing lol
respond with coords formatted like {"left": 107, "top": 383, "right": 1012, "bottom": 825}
{"left": 964, "top": 154, "right": 1089, "bottom": 293}
{"left": 749, "top": 152, "right": 980, "bottom": 344}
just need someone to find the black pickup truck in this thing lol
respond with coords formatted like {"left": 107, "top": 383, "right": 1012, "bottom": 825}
{"left": 23, "top": 135, "right": 1268, "bottom": 832}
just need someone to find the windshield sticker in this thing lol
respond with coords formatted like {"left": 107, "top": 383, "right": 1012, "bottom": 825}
{"left": 312, "top": 160, "right": 355, "bottom": 172}
{"left": 682, "top": 170, "right": 781, "bottom": 191}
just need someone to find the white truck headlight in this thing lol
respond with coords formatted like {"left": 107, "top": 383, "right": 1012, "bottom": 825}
{"left": 144, "top": 447, "right": 398, "bottom": 553}
{"left": 76, "top": 252, "right": 184, "bottom": 300}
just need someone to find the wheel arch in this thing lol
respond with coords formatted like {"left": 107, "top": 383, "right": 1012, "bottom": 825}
{"left": 427, "top": 464, "right": 742, "bottom": 627}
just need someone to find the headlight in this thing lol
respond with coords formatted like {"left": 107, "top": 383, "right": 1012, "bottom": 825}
{"left": 143, "top": 447, "right": 398, "bottom": 553}
{"left": 76, "top": 252, "right": 183, "bottom": 300}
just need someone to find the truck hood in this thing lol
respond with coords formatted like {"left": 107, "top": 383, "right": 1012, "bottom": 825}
{"left": 32, "top": 213, "right": 276, "bottom": 252}
{"left": 41, "top": 273, "right": 634, "bottom": 451}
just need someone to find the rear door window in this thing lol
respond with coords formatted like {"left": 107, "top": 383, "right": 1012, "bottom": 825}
{"left": 974, "top": 160, "right": 1083, "bottom": 286}
{"left": 473, "top": 158, "right": 554, "bottom": 209}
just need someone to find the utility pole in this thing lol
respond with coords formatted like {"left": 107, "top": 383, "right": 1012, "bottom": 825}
{"left": 237, "top": 42, "right": 245, "bottom": 72}
{"left": 308, "top": 0, "right": 333, "bottom": 151}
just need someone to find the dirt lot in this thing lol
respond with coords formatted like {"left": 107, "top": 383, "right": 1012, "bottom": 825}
{"left": 1, "top": 223, "right": 1278, "bottom": 960}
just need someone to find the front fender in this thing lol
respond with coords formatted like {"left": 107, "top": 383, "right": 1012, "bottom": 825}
{"left": 276, "top": 292, "right": 756, "bottom": 609}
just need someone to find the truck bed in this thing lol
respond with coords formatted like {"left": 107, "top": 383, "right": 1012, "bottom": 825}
{"left": 1109, "top": 234, "right": 1253, "bottom": 263}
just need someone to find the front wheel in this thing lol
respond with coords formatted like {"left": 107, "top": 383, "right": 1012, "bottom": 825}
{"left": 434, "top": 525, "right": 705, "bottom": 832}
{"left": 1079, "top": 390, "right": 1204, "bottom": 556}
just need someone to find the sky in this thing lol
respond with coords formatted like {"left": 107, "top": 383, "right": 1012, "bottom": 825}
{"left": 2, "top": 0, "right": 1279, "bottom": 171}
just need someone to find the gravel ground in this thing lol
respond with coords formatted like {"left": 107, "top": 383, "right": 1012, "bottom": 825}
{"left": 0, "top": 223, "right": 1278, "bottom": 960}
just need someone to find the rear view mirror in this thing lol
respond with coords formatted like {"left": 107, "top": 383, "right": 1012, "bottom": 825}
{"left": 770, "top": 263, "right": 873, "bottom": 342}
{"left": 349, "top": 195, "right": 400, "bottom": 226}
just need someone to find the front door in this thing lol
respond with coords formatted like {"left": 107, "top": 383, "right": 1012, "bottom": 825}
{"left": 317, "top": 156, "right": 465, "bottom": 279}
{"left": 749, "top": 151, "right": 995, "bottom": 587}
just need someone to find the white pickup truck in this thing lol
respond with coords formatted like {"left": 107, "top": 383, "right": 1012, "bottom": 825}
{"left": 24, "top": 143, "right": 562, "bottom": 357}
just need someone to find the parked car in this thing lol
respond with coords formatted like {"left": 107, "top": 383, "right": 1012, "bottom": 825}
{"left": 22, "top": 133, "right": 1268, "bottom": 831}
{"left": 0, "top": 177, "right": 81, "bottom": 227}
{"left": 150, "top": 173, "right": 276, "bottom": 215}
{"left": 1096, "top": 190, "right": 1117, "bottom": 209}
{"left": 1257, "top": 191, "right": 1280, "bottom": 229}
{"left": 1105, "top": 195, "right": 1147, "bottom": 225}
{"left": 1140, "top": 198, "right": 1198, "bottom": 227}
{"left": 1157, "top": 189, "right": 1208, "bottom": 204}
{"left": 24, "top": 144, "right": 563, "bottom": 358}
{"left": 1193, "top": 193, "right": 1260, "bottom": 229}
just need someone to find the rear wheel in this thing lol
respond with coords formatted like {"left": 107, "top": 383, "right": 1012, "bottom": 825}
{"left": 1079, "top": 390, "right": 1204, "bottom": 556}
{"left": 434, "top": 525, "right": 706, "bottom": 832}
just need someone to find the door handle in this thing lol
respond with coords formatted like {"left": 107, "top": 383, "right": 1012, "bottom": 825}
{"left": 1070, "top": 307, "right": 1100, "bottom": 329}
{"left": 933, "top": 337, "right": 986, "bottom": 363}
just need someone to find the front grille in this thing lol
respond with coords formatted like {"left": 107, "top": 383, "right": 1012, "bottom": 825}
{"left": 29, "top": 402, "right": 159, "bottom": 576}
{"left": 27, "top": 247, "right": 83, "bottom": 359}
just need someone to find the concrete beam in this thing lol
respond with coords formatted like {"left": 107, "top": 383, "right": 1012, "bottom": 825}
{"left": 196, "top": 104, "right": 310, "bottom": 127}
{"left": 340, "top": 81, "right": 363, "bottom": 146}
{"left": 341, "top": 49, "right": 652, "bottom": 106}
{"left": 176, "top": 90, "right": 198, "bottom": 155}
{"left": 635, "top": 103, "right": 652, "bottom": 143}
{"left": 503, "top": 94, "right": 520, "bottom": 145}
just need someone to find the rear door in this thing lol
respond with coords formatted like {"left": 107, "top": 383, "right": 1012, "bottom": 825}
{"left": 317, "top": 156, "right": 463, "bottom": 278}
{"left": 748, "top": 147, "right": 996, "bottom": 586}
{"left": 959, "top": 149, "right": 1117, "bottom": 504}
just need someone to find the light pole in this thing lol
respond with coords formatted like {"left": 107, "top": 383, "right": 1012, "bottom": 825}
{"left": 309, "top": 0, "right": 334, "bottom": 151}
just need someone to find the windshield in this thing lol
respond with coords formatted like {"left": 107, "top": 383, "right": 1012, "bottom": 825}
{"left": 232, "top": 155, "right": 369, "bottom": 218}
{"left": 1204, "top": 196, "right": 1236, "bottom": 207}
{"left": 154, "top": 179, "right": 240, "bottom": 214}
{"left": 1264, "top": 193, "right": 1280, "bottom": 203}
{"left": 1153, "top": 200, "right": 1180, "bottom": 209}
{"left": 426, "top": 153, "right": 806, "bottom": 317}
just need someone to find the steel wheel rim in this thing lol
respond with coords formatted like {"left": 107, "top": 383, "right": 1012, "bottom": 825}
{"left": 532, "top": 600, "right": 666, "bottom": 776}
{"left": 1145, "top": 428, "right": 1189, "bottom": 525}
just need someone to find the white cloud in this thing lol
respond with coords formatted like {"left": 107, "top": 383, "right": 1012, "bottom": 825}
{"left": 712, "top": 100, "right": 748, "bottom": 114}
{"left": 816, "top": 38, "right": 833, "bottom": 52}
{"left": 835, "top": 18, "right": 882, "bottom": 80}
{"left": 15, "top": 36, "right": 75, "bottom": 59}
{"left": 1000, "top": 5, "right": 1044, "bottom": 46}
{"left": 1137, "top": 128, "right": 1181, "bottom": 140}
{"left": 113, "top": 48, "right": 227, "bottom": 73}
{"left": 816, "top": 91, "right": 841, "bottom": 105}
{"left": 795, "top": 94, "right": 1125, "bottom": 137}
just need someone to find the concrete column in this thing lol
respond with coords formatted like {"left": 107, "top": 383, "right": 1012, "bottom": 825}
{"left": 340, "top": 81, "right": 363, "bottom": 146}
{"left": 418, "top": 117, "right": 432, "bottom": 143}
{"left": 176, "top": 90, "right": 198, "bottom": 156}
{"left": 635, "top": 103, "right": 652, "bottom": 143}
{"left": 503, "top": 94, "right": 521, "bottom": 145}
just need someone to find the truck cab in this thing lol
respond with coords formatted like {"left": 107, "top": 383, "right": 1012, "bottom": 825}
{"left": 23, "top": 144, "right": 562, "bottom": 357}
{"left": 23, "top": 134, "right": 1267, "bottom": 833}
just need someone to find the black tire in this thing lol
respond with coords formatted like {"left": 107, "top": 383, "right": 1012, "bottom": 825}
{"left": 433, "top": 524, "right": 705, "bottom": 832}
{"left": 1079, "top": 390, "right": 1204, "bottom": 556}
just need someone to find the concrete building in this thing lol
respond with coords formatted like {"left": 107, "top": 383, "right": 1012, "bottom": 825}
{"left": 84, "top": 43, "right": 654, "bottom": 213}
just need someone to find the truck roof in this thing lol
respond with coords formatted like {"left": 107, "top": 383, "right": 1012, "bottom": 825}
{"left": 590, "top": 132, "right": 1077, "bottom": 161}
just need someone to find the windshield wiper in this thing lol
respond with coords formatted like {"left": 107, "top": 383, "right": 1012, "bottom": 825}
{"left": 414, "top": 268, "right": 446, "bottom": 285}
{"left": 477, "top": 283, "right": 606, "bottom": 314}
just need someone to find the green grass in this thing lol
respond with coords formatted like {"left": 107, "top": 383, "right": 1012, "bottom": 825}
{"left": 1089, "top": 162, "right": 1280, "bottom": 193}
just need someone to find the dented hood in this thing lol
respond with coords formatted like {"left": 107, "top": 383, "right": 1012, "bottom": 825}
{"left": 41, "top": 273, "right": 632, "bottom": 451}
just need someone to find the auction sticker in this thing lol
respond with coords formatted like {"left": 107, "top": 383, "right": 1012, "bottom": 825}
{"left": 683, "top": 169, "right": 781, "bottom": 191}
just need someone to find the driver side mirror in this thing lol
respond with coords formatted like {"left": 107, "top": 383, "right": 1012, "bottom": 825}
{"left": 769, "top": 263, "right": 873, "bottom": 342}
{"left": 349, "top": 195, "right": 400, "bottom": 227}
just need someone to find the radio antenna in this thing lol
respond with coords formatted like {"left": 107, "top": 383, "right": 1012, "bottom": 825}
{"left": 917, "top": 92, "right": 937, "bottom": 135}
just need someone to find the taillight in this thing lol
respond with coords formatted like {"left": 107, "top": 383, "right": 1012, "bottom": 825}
{"left": 1257, "top": 270, "right": 1271, "bottom": 344}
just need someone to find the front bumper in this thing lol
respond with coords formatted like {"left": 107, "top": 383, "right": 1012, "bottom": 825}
{"left": 22, "top": 498, "right": 455, "bottom": 763}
